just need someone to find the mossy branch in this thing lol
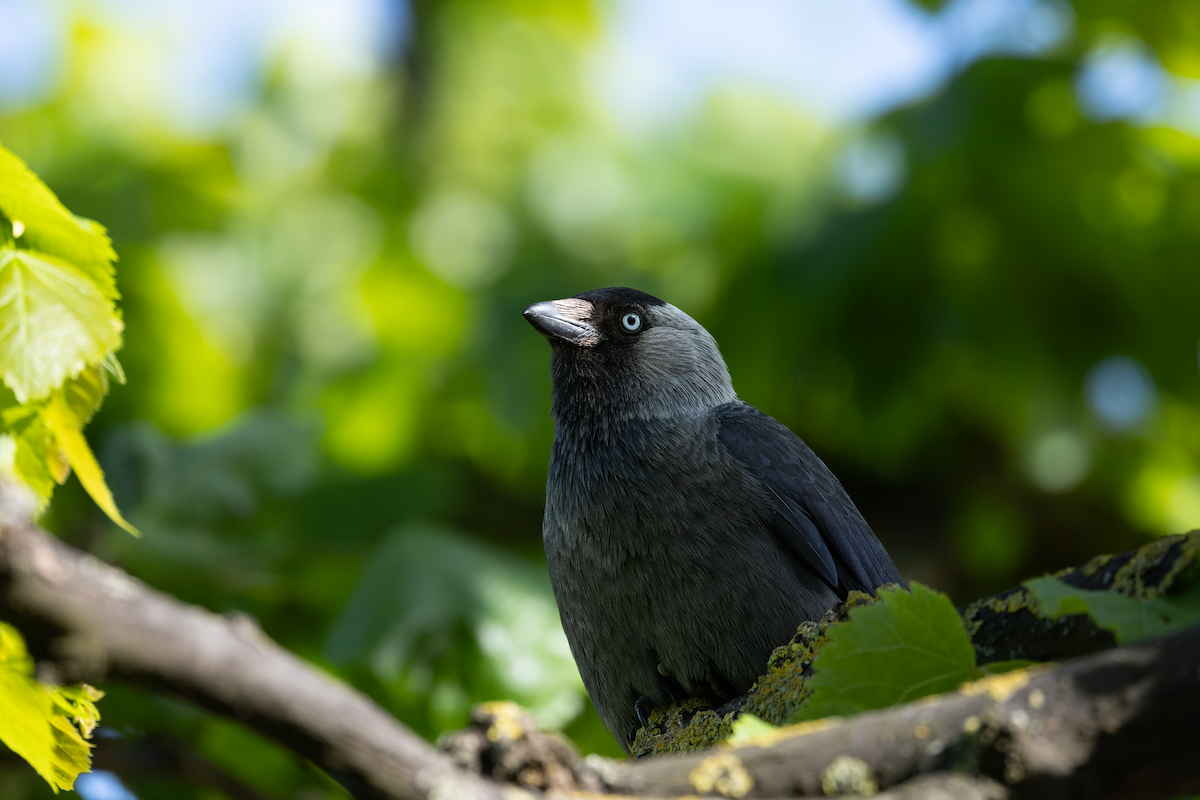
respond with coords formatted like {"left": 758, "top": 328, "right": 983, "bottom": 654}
{"left": 627, "top": 530, "right": 1200, "bottom": 757}
{"left": 599, "top": 616, "right": 1200, "bottom": 798}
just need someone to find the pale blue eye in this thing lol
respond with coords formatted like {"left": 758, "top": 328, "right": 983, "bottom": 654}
{"left": 621, "top": 312, "right": 642, "bottom": 332}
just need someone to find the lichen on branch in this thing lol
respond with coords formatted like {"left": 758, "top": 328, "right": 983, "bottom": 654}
{"left": 631, "top": 530, "right": 1200, "bottom": 756}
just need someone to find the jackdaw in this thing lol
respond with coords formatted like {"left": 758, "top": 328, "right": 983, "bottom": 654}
{"left": 523, "top": 287, "right": 905, "bottom": 749}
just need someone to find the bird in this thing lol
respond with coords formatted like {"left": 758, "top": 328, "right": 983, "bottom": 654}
{"left": 523, "top": 287, "right": 906, "bottom": 750}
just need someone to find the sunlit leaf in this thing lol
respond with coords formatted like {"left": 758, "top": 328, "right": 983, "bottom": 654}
{"left": 792, "top": 583, "right": 981, "bottom": 722}
{"left": 2, "top": 404, "right": 57, "bottom": 505}
{"left": 0, "top": 151, "right": 124, "bottom": 517}
{"left": 50, "top": 683, "right": 104, "bottom": 739}
{"left": 0, "top": 248, "right": 122, "bottom": 403}
{"left": 0, "top": 145, "right": 117, "bottom": 300}
{"left": 56, "top": 366, "right": 110, "bottom": 428}
{"left": 0, "top": 622, "right": 102, "bottom": 793}
{"left": 1025, "top": 576, "right": 1200, "bottom": 645}
{"left": 727, "top": 713, "right": 778, "bottom": 746}
{"left": 43, "top": 394, "right": 139, "bottom": 535}
{"left": 100, "top": 351, "right": 126, "bottom": 385}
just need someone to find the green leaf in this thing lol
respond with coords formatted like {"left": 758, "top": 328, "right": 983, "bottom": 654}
{"left": 0, "top": 622, "right": 102, "bottom": 793}
{"left": 1025, "top": 576, "right": 1200, "bottom": 645}
{"left": 0, "top": 248, "right": 122, "bottom": 403}
{"left": 100, "top": 351, "right": 126, "bottom": 385}
{"left": 55, "top": 365, "right": 110, "bottom": 428}
{"left": 979, "top": 659, "right": 1037, "bottom": 675}
{"left": 0, "top": 145, "right": 117, "bottom": 300}
{"left": 0, "top": 151, "right": 126, "bottom": 519}
{"left": 50, "top": 683, "right": 104, "bottom": 740}
{"left": 2, "top": 404, "right": 59, "bottom": 504}
{"left": 727, "top": 713, "right": 779, "bottom": 746}
{"left": 792, "top": 583, "right": 981, "bottom": 722}
{"left": 0, "top": 620, "right": 35, "bottom": 673}
{"left": 43, "top": 394, "right": 139, "bottom": 536}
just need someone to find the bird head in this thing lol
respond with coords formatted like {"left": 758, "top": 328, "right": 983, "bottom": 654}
{"left": 523, "top": 287, "right": 736, "bottom": 423}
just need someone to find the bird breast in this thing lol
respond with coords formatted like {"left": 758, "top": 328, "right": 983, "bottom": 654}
{"left": 549, "top": 414, "right": 746, "bottom": 543}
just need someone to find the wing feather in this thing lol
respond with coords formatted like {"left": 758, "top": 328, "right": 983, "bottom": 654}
{"left": 715, "top": 401, "right": 906, "bottom": 594}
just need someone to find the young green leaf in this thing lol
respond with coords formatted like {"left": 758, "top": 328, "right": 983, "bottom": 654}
{"left": 3, "top": 405, "right": 58, "bottom": 504}
{"left": 42, "top": 394, "right": 139, "bottom": 536}
{"left": 792, "top": 583, "right": 981, "bottom": 722}
{"left": 0, "top": 248, "right": 122, "bottom": 403}
{"left": 0, "top": 145, "right": 117, "bottom": 300}
{"left": 0, "top": 623, "right": 102, "bottom": 793}
{"left": 1025, "top": 576, "right": 1200, "bottom": 645}
{"left": 50, "top": 683, "right": 104, "bottom": 740}
{"left": 727, "top": 713, "right": 779, "bottom": 746}
{"left": 0, "top": 148, "right": 131, "bottom": 531}
{"left": 55, "top": 366, "right": 109, "bottom": 428}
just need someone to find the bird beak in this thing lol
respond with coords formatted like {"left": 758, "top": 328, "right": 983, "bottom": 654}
{"left": 523, "top": 299, "right": 598, "bottom": 346}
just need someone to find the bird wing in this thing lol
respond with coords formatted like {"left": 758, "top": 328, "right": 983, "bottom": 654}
{"left": 715, "top": 401, "right": 905, "bottom": 594}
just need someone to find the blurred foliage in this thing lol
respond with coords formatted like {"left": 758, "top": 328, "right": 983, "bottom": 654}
{"left": 1, "top": 0, "right": 1200, "bottom": 795}
{"left": 324, "top": 524, "right": 582, "bottom": 733}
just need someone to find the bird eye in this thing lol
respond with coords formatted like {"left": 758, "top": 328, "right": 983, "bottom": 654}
{"left": 620, "top": 312, "right": 642, "bottom": 332}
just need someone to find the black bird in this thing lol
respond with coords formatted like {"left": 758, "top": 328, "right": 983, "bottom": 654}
{"left": 523, "top": 287, "right": 905, "bottom": 749}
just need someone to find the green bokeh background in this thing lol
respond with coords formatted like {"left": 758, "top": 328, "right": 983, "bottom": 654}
{"left": 3, "top": 0, "right": 1200, "bottom": 796}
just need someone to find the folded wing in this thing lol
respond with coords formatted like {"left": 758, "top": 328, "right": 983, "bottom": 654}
{"left": 715, "top": 402, "right": 906, "bottom": 595}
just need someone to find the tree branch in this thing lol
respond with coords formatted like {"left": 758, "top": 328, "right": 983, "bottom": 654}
{"left": 0, "top": 483, "right": 505, "bottom": 800}
{"left": 597, "top": 618, "right": 1200, "bottom": 799}
{"left": 629, "top": 530, "right": 1200, "bottom": 756}
{"left": 961, "top": 531, "right": 1200, "bottom": 665}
